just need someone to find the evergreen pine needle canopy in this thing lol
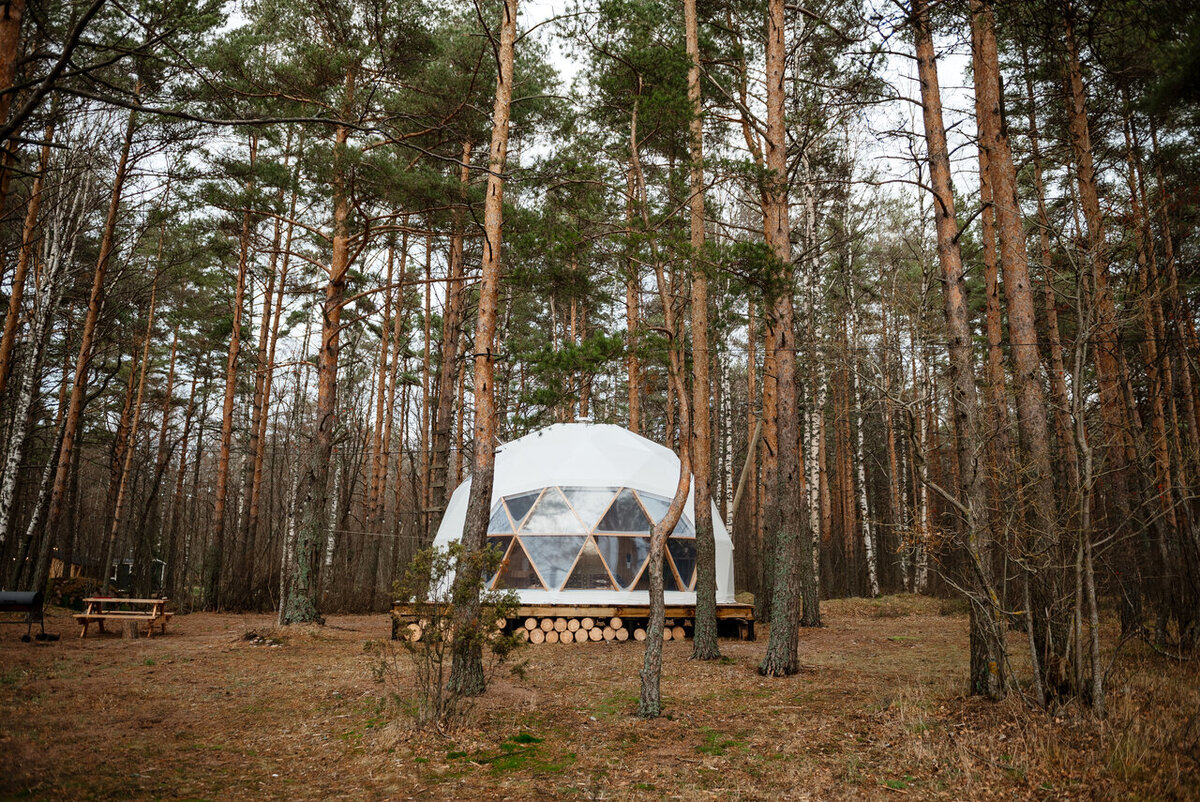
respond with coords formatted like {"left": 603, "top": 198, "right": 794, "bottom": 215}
{"left": 433, "top": 422, "right": 736, "bottom": 605}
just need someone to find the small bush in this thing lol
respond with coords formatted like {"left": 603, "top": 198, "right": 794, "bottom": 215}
{"left": 369, "top": 543, "right": 524, "bottom": 732}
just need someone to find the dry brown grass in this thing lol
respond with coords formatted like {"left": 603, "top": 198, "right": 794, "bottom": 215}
{"left": 1, "top": 596, "right": 1195, "bottom": 800}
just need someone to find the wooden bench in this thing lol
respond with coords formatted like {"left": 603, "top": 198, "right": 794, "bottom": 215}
{"left": 74, "top": 597, "right": 173, "bottom": 638}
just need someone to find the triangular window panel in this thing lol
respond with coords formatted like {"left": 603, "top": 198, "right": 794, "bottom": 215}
{"left": 487, "top": 505, "right": 512, "bottom": 534}
{"left": 634, "top": 551, "right": 682, "bottom": 592}
{"left": 667, "top": 538, "right": 697, "bottom": 589}
{"left": 520, "top": 535, "right": 586, "bottom": 590}
{"left": 563, "top": 537, "right": 617, "bottom": 590}
{"left": 561, "top": 487, "right": 618, "bottom": 531}
{"left": 672, "top": 517, "right": 695, "bottom": 537}
{"left": 493, "top": 537, "right": 542, "bottom": 590}
{"left": 637, "top": 492, "right": 671, "bottom": 524}
{"left": 595, "top": 536, "right": 650, "bottom": 589}
{"left": 504, "top": 491, "right": 541, "bottom": 529}
{"left": 521, "top": 487, "right": 584, "bottom": 533}
{"left": 483, "top": 536, "right": 512, "bottom": 582}
{"left": 596, "top": 488, "right": 651, "bottom": 533}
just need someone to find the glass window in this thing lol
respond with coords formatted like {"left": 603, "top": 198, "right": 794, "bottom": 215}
{"left": 503, "top": 490, "right": 541, "bottom": 529}
{"left": 521, "top": 487, "right": 585, "bottom": 533}
{"left": 637, "top": 491, "right": 671, "bottom": 524}
{"left": 596, "top": 488, "right": 651, "bottom": 533}
{"left": 488, "top": 505, "right": 512, "bottom": 534}
{"left": 561, "top": 487, "right": 618, "bottom": 531}
{"left": 634, "top": 491, "right": 696, "bottom": 536}
{"left": 483, "top": 536, "right": 512, "bottom": 582}
{"left": 563, "top": 537, "right": 617, "bottom": 590}
{"left": 520, "top": 535, "right": 586, "bottom": 590}
{"left": 493, "top": 538, "right": 542, "bottom": 589}
{"left": 667, "top": 538, "right": 697, "bottom": 589}
{"left": 594, "top": 535, "right": 650, "bottom": 589}
{"left": 634, "top": 552, "right": 682, "bottom": 592}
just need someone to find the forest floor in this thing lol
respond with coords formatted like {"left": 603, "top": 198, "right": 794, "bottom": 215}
{"left": 1, "top": 595, "right": 1196, "bottom": 800}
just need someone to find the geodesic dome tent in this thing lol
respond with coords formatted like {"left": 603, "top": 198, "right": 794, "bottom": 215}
{"left": 432, "top": 422, "right": 736, "bottom": 605}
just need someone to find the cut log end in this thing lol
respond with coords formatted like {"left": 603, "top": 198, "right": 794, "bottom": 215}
{"left": 672, "top": 625, "right": 686, "bottom": 641}
{"left": 609, "top": 617, "right": 622, "bottom": 629}
{"left": 616, "top": 627, "right": 629, "bottom": 641}
{"left": 545, "top": 630, "right": 560, "bottom": 644}
{"left": 553, "top": 617, "right": 567, "bottom": 632}
{"left": 580, "top": 617, "right": 594, "bottom": 630}
{"left": 588, "top": 627, "right": 602, "bottom": 641}
{"left": 529, "top": 628, "right": 545, "bottom": 644}
{"left": 524, "top": 617, "right": 538, "bottom": 630}
{"left": 633, "top": 628, "right": 647, "bottom": 642}
{"left": 567, "top": 618, "right": 580, "bottom": 631}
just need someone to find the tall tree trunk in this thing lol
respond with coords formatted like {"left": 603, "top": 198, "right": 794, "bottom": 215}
{"left": 420, "top": 234, "right": 433, "bottom": 540}
{"left": 1062, "top": 10, "right": 1140, "bottom": 634}
{"left": 447, "top": 0, "right": 516, "bottom": 695}
{"left": 625, "top": 161, "right": 642, "bottom": 436}
{"left": 630, "top": 90, "right": 693, "bottom": 717}
{"left": 684, "top": 0, "right": 720, "bottom": 661}
{"left": 759, "top": 0, "right": 813, "bottom": 677}
{"left": 913, "top": 0, "right": 1005, "bottom": 699}
{"left": 367, "top": 243, "right": 395, "bottom": 534}
{"left": 972, "top": 0, "right": 1062, "bottom": 695}
{"left": 1022, "top": 47, "right": 1080, "bottom": 499}
{"left": 740, "top": 299, "right": 759, "bottom": 601}
{"left": 244, "top": 151, "right": 299, "bottom": 607}
{"left": 428, "top": 141, "right": 472, "bottom": 536}
{"left": 282, "top": 69, "right": 356, "bottom": 625}
{"left": 210, "top": 133, "right": 258, "bottom": 609}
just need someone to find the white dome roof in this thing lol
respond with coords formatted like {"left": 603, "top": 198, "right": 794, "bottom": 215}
{"left": 432, "top": 422, "right": 735, "bottom": 605}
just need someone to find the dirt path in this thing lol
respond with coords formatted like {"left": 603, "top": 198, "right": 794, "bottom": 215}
{"left": 1, "top": 596, "right": 1194, "bottom": 800}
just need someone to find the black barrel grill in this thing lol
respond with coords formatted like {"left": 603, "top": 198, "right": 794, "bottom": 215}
{"left": 0, "top": 591, "right": 56, "bottom": 642}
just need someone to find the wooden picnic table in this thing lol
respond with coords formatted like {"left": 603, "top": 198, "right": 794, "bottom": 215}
{"left": 74, "top": 597, "right": 172, "bottom": 638}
